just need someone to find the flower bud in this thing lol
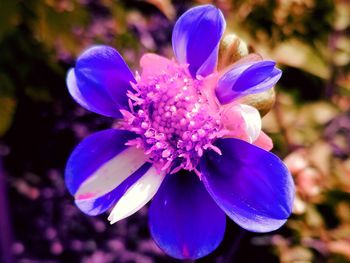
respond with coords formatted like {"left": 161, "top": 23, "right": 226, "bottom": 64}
{"left": 218, "top": 34, "right": 276, "bottom": 116}
{"left": 218, "top": 33, "right": 249, "bottom": 70}
{"left": 239, "top": 88, "right": 276, "bottom": 117}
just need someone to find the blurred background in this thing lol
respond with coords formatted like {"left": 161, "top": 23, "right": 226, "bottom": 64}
{"left": 1, "top": 0, "right": 350, "bottom": 262}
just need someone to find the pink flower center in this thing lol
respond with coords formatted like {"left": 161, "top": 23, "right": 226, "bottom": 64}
{"left": 121, "top": 59, "right": 223, "bottom": 174}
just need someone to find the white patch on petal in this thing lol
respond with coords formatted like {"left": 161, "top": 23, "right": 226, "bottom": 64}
{"left": 254, "top": 131, "right": 273, "bottom": 151}
{"left": 75, "top": 147, "right": 147, "bottom": 200}
{"left": 239, "top": 104, "right": 262, "bottom": 143}
{"left": 221, "top": 103, "right": 262, "bottom": 143}
{"left": 66, "top": 69, "right": 91, "bottom": 110}
{"left": 108, "top": 167, "right": 165, "bottom": 224}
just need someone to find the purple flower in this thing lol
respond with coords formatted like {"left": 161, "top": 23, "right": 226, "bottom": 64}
{"left": 65, "top": 5, "right": 294, "bottom": 260}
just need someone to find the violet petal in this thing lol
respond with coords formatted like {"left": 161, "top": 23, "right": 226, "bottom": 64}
{"left": 172, "top": 5, "right": 225, "bottom": 77}
{"left": 67, "top": 45, "right": 135, "bottom": 117}
{"left": 65, "top": 129, "right": 136, "bottom": 195}
{"left": 200, "top": 138, "right": 294, "bottom": 232}
{"left": 149, "top": 171, "right": 226, "bottom": 259}
{"left": 108, "top": 166, "right": 165, "bottom": 223}
{"left": 75, "top": 162, "right": 152, "bottom": 216}
{"left": 216, "top": 61, "right": 282, "bottom": 104}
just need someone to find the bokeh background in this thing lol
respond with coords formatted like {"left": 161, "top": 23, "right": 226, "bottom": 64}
{"left": 1, "top": 0, "right": 350, "bottom": 262}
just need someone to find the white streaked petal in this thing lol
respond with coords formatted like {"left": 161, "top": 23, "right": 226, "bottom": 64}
{"left": 221, "top": 103, "right": 262, "bottom": 143}
{"left": 75, "top": 147, "right": 147, "bottom": 199}
{"left": 67, "top": 69, "right": 92, "bottom": 110}
{"left": 108, "top": 166, "right": 166, "bottom": 224}
{"left": 239, "top": 104, "right": 262, "bottom": 143}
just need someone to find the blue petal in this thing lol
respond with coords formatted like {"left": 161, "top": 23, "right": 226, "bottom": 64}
{"left": 65, "top": 129, "right": 138, "bottom": 195}
{"left": 216, "top": 61, "right": 282, "bottom": 104}
{"left": 149, "top": 171, "right": 226, "bottom": 259}
{"left": 200, "top": 138, "right": 294, "bottom": 232}
{"left": 172, "top": 5, "right": 225, "bottom": 77}
{"left": 75, "top": 162, "right": 152, "bottom": 216}
{"left": 67, "top": 45, "right": 135, "bottom": 118}
{"left": 66, "top": 129, "right": 132, "bottom": 195}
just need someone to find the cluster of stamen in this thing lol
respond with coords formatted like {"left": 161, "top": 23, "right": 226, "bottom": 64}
{"left": 121, "top": 61, "right": 223, "bottom": 175}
